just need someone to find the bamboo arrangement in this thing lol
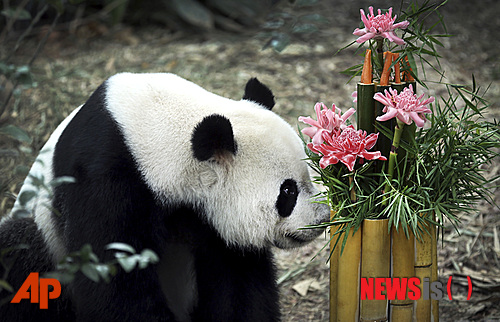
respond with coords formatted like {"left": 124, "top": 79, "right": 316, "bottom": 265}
{"left": 330, "top": 50, "right": 439, "bottom": 322}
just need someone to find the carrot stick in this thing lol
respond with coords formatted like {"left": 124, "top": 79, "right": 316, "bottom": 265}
{"left": 393, "top": 53, "right": 401, "bottom": 84}
{"left": 360, "top": 49, "right": 372, "bottom": 84}
{"left": 404, "top": 56, "right": 415, "bottom": 82}
{"left": 380, "top": 51, "right": 393, "bottom": 86}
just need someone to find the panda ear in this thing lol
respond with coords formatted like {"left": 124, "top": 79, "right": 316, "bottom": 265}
{"left": 191, "top": 114, "right": 237, "bottom": 162}
{"left": 242, "top": 78, "right": 275, "bottom": 110}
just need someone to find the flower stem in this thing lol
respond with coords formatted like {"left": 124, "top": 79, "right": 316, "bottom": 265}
{"left": 383, "top": 119, "right": 405, "bottom": 203}
{"left": 349, "top": 175, "right": 356, "bottom": 203}
{"left": 376, "top": 39, "right": 384, "bottom": 76}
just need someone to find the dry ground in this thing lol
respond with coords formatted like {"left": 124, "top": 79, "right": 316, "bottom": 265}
{"left": 1, "top": 0, "right": 499, "bottom": 321}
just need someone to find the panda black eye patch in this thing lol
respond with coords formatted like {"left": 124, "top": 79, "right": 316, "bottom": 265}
{"left": 276, "top": 179, "right": 299, "bottom": 218}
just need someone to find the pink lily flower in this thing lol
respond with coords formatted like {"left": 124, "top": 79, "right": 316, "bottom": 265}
{"left": 308, "top": 126, "right": 387, "bottom": 172}
{"left": 374, "top": 84, "right": 434, "bottom": 128}
{"left": 353, "top": 7, "right": 410, "bottom": 45}
{"left": 299, "top": 103, "right": 356, "bottom": 145}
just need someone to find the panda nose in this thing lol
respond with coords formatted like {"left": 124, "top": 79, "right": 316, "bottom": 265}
{"left": 316, "top": 202, "right": 331, "bottom": 223}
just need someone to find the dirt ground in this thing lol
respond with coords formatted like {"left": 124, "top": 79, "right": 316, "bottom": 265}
{"left": 1, "top": 0, "right": 499, "bottom": 321}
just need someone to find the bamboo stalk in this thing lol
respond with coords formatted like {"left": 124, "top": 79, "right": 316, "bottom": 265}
{"left": 337, "top": 226, "right": 362, "bottom": 322}
{"left": 360, "top": 219, "right": 390, "bottom": 321}
{"left": 415, "top": 219, "right": 434, "bottom": 321}
{"left": 415, "top": 224, "right": 433, "bottom": 268}
{"left": 431, "top": 222, "right": 439, "bottom": 322}
{"left": 414, "top": 266, "right": 432, "bottom": 321}
{"left": 390, "top": 303, "right": 413, "bottom": 322}
{"left": 330, "top": 212, "right": 341, "bottom": 322}
{"left": 357, "top": 83, "right": 376, "bottom": 134}
{"left": 391, "top": 226, "right": 415, "bottom": 306}
{"left": 374, "top": 83, "right": 392, "bottom": 174}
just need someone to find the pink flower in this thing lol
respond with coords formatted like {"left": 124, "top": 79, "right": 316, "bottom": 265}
{"left": 308, "top": 125, "right": 387, "bottom": 172}
{"left": 299, "top": 103, "right": 355, "bottom": 145}
{"left": 374, "top": 84, "right": 434, "bottom": 127}
{"left": 353, "top": 7, "right": 410, "bottom": 45}
{"left": 352, "top": 91, "right": 358, "bottom": 103}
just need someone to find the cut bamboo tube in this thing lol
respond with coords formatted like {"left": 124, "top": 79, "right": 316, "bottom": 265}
{"left": 374, "top": 83, "right": 393, "bottom": 170}
{"left": 415, "top": 219, "right": 434, "bottom": 322}
{"left": 337, "top": 226, "right": 362, "bottom": 322}
{"left": 330, "top": 211, "right": 341, "bottom": 322}
{"left": 391, "top": 226, "right": 415, "bottom": 305}
{"left": 356, "top": 83, "right": 376, "bottom": 134}
{"left": 390, "top": 303, "right": 413, "bottom": 322}
{"left": 415, "top": 225, "right": 433, "bottom": 267}
{"left": 431, "top": 223, "right": 439, "bottom": 322}
{"left": 392, "top": 82, "right": 416, "bottom": 179}
{"left": 360, "top": 219, "right": 390, "bottom": 322}
{"left": 415, "top": 266, "right": 432, "bottom": 321}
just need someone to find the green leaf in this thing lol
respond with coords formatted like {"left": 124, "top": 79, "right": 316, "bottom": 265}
{"left": 46, "top": 0, "right": 65, "bottom": 14}
{"left": 263, "top": 33, "right": 291, "bottom": 52}
{"left": 50, "top": 176, "right": 76, "bottom": 187}
{"left": 0, "top": 279, "right": 14, "bottom": 293}
{"left": 405, "top": 52, "right": 418, "bottom": 79}
{"left": 294, "top": 0, "right": 320, "bottom": 7}
{"left": 0, "top": 125, "right": 32, "bottom": 143}
{"left": 117, "top": 255, "right": 139, "bottom": 273}
{"left": 15, "top": 165, "right": 30, "bottom": 176}
{"left": 139, "top": 249, "right": 159, "bottom": 267}
{"left": 12, "top": 208, "right": 31, "bottom": 219}
{"left": 291, "top": 23, "right": 319, "bottom": 34}
{"left": 1, "top": 8, "right": 31, "bottom": 20}
{"left": 18, "top": 190, "right": 37, "bottom": 206}
{"left": 81, "top": 263, "right": 100, "bottom": 283}
{"left": 169, "top": 0, "right": 214, "bottom": 29}
{"left": 298, "top": 14, "right": 328, "bottom": 23}
{"left": 106, "top": 242, "right": 136, "bottom": 254}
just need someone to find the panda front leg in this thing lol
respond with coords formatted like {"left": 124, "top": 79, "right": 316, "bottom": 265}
{"left": 192, "top": 237, "right": 280, "bottom": 322}
{"left": 57, "top": 185, "right": 178, "bottom": 321}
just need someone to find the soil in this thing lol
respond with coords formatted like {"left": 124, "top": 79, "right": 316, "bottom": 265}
{"left": 1, "top": 0, "right": 499, "bottom": 321}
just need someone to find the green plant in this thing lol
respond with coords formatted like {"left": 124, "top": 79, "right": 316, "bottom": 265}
{"left": 299, "top": 1, "right": 500, "bottom": 252}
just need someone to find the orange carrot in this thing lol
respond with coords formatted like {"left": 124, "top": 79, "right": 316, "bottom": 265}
{"left": 360, "top": 49, "right": 372, "bottom": 84}
{"left": 393, "top": 53, "right": 401, "bottom": 84}
{"left": 404, "top": 56, "right": 415, "bottom": 82}
{"left": 380, "top": 51, "right": 393, "bottom": 86}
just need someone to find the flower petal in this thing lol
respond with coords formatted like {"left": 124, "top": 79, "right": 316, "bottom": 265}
{"left": 356, "top": 32, "right": 376, "bottom": 44}
{"left": 298, "top": 116, "right": 322, "bottom": 130}
{"left": 376, "top": 108, "right": 398, "bottom": 122}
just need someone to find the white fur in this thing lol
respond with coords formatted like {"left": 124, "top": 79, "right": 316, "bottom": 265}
{"left": 5, "top": 107, "right": 81, "bottom": 261}
{"left": 105, "top": 73, "right": 329, "bottom": 249}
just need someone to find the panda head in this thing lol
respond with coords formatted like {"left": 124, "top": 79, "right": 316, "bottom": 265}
{"left": 105, "top": 73, "right": 330, "bottom": 251}
{"left": 189, "top": 78, "right": 330, "bottom": 250}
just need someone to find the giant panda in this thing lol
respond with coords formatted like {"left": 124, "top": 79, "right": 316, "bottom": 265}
{"left": 0, "top": 73, "right": 330, "bottom": 321}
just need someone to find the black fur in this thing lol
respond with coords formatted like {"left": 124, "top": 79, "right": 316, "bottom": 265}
{"left": 276, "top": 179, "right": 299, "bottom": 218}
{"left": 1, "top": 79, "right": 280, "bottom": 321}
{"left": 242, "top": 78, "right": 275, "bottom": 110}
{"left": 191, "top": 114, "right": 237, "bottom": 162}
{"left": 0, "top": 217, "right": 74, "bottom": 322}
